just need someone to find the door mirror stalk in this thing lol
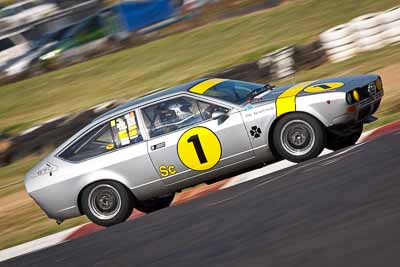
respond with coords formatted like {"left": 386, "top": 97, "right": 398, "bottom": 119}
{"left": 212, "top": 111, "right": 229, "bottom": 125}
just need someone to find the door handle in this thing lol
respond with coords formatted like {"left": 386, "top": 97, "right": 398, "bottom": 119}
{"left": 151, "top": 142, "right": 166, "bottom": 151}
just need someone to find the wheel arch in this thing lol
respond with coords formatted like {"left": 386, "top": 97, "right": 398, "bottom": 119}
{"left": 268, "top": 111, "right": 327, "bottom": 155}
{"left": 77, "top": 179, "right": 137, "bottom": 216}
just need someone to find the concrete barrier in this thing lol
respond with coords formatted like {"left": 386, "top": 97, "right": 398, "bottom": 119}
{"left": 0, "top": 100, "right": 124, "bottom": 166}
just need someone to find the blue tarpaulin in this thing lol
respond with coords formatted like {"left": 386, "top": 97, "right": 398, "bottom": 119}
{"left": 111, "top": 0, "right": 177, "bottom": 32}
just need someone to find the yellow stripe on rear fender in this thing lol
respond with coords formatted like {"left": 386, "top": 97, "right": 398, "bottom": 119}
{"left": 276, "top": 81, "right": 315, "bottom": 117}
{"left": 189, "top": 78, "right": 226, "bottom": 94}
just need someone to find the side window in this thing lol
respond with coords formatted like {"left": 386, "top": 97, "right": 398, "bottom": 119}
{"left": 110, "top": 111, "right": 143, "bottom": 147}
{"left": 60, "top": 111, "right": 142, "bottom": 162}
{"left": 60, "top": 124, "right": 116, "bottom": 162}
{"left": 198, "top": 101, "right": 229, "bottom": 120}
{"left": 142, "top": 97, "right": 202, "bottom": 138}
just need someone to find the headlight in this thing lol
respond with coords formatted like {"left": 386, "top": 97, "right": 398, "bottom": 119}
{"left": 375, "top": 78, "right": 383, "bottom": 91}
{"left": 352, "top": 89, "right": 360, "bottom": 102}
{"left": 346, "top": 89, "right": 360, "bottom": 104}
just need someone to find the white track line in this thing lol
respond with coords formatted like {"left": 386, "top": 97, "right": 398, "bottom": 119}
{"left": 0, "top": 225, "right": 82, "bottom": 262}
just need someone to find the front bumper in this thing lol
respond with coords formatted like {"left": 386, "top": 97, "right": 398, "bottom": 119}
{"left": 357, "top": 89, "right": 383, "bottom": 122}
{"left": 332, "top": 87, "right": 383, "bottom": 126}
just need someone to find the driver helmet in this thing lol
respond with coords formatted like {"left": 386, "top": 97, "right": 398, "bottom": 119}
{"left": 166, "top": 102, "right": 192, "bottom": 122}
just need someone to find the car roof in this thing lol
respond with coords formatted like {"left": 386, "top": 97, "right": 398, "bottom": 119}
{"left": 95, "top": 78, "right": 208, "bottom": 122}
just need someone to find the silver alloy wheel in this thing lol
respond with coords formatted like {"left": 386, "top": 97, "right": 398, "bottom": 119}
{"left": 280, "top": 120, "right": 316, "bottom": 156}
{"left": 88, "top": 184, "right": 122, "bottom": 220}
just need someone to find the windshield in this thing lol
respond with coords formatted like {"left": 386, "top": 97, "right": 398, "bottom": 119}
{"left": 198, "top": 80, "right": 268, "bottom": 104}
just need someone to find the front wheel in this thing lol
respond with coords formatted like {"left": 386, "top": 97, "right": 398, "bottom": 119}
{"left": 273, "top": 113, "right": 326, "bottom": 163}
{"left": 81, "top": 181, "right": 134, "bottom": 227}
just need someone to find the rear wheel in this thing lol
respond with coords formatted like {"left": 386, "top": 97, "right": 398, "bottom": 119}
{"left": 136, "top": 194, "right": 175, "bottom": 213}
{"left": 81, "top": 181, "right": 134, "bottom": 227}
{"left": 326, "top": 126, "right": 363, "bottom": 151}
{"left": 273, "top": 113, "right": 326, "bottom": 163}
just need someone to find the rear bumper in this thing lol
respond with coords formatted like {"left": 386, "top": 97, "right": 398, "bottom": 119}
{"left": 25, "top": 171, "right": 83, "bottom": 221}
{"left": 29, "top": 189, "right": 81, "bottom": 221}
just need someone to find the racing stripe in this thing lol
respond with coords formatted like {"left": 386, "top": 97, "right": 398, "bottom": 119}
{"left": 275, "top": 81, "right": 315, "bottom": 117}
{"left": 189, "top": 78, "right": 226, "bottom": 94}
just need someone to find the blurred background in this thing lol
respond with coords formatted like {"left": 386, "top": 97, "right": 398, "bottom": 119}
{"left": 0, "top": 0, "right": 400, "bottom": 251}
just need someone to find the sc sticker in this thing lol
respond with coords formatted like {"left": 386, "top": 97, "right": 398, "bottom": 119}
{"left": 304, "top": 82, "right": 345, "bottom": 93}
{"left": 159, "top": 165, "right": 177, "bottom": 177}
{"left": 177, "top": 127, "right": 222, "bottom": 171}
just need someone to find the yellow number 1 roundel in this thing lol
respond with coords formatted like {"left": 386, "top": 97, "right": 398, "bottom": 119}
{"left": 177, "top": 127, "right": 222, "bottom": 171}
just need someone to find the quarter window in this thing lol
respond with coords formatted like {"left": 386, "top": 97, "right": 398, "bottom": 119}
{"left": 59, "top": 124, "right": 115, "bottom": 162}
{"left": 60, "top": 111, "right": 142, "bottom": 161}
{"left": 142, "top": 97, "right": 203, "bottom": 138}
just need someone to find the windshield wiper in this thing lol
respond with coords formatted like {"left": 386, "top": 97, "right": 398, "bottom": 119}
{"left": 245, "top": 84, "right": 274, "bottom": 101}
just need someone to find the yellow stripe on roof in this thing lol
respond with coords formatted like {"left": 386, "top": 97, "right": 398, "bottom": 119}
{"left": 276, "top": 81, "right": 315, "bottom": 117}
{"left": 189, "top": 78, "right": 226, "bottom": 94}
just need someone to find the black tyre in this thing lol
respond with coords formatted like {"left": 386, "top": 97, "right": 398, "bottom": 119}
{"left": 136, "top": 194, "right": 175, "bottom": 213}
{"left": 326, "top": 126, "right": 363, "bottom": 151}
{"left": 273, "top": 113, "right": 326, "bottom": 163}
{"left": 81, "top": 181, "right": 134, "bottom": 227}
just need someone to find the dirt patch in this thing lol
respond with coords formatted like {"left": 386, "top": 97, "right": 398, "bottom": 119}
{"left": 374, "top": 63, "right": 400, "bottom": 114}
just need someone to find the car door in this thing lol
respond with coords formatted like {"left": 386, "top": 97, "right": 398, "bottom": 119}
{"left": 142, "top": 95, "right": 255, "bottom": 186}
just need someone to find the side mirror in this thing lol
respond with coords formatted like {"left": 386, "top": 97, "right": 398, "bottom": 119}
{"left": 212, "top": 111, "right": 229, "bottom": 124}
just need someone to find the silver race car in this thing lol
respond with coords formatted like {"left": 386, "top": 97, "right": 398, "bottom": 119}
{"left": 24, "top": 75, "right": 383, "bottom": 226}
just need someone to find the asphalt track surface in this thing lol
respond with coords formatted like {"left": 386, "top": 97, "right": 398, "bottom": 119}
{"left": 4, "top": 131, "right": 400, "bottom": 267}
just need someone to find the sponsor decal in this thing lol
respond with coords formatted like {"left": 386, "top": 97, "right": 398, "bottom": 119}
{"left": 106, "top": 144, "right": 114, "bottom": 150}
{"left": 110, "top": 111, "right": 141, "bottom": 146}
{"left": 245, "top": 104, "right": 254, "bottom": 111}
{"left": 159, "top": 165, "right": 177, "bottom": 177}
{"left": 37, "top": 162, "right": 57, "bottom": 177}
{"left": 250, "top": 126, "right": 262, "bottom": 138}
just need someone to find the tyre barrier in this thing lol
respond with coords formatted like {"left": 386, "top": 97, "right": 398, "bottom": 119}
{"left": 0, "top": 137, "right": 12, "bottom": 167}
{"left": 350, "top": 13, "right": 387, "bottom": 52}
{"left": 319, "top": 5, "right": 400, "bottom": 63}
{"left": 210, "top": 61, "right": 266, "bottom": 82}
{"left": 0, "top": 100, "right": 123, "bottom": 166}
{"left": 379, "top": 5, "right": 400, "bottom": 23}
{"left": 258, "top": 46, "right": 295, "bottom": 80}
{"left": 293, "top": 40, "right": 327, "bottom": 71}
{"left": 379, "top": 6, "right": 400, "bottom": 45}
{"left": 320, "top": 24, "right": 357, "bottom": 63}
